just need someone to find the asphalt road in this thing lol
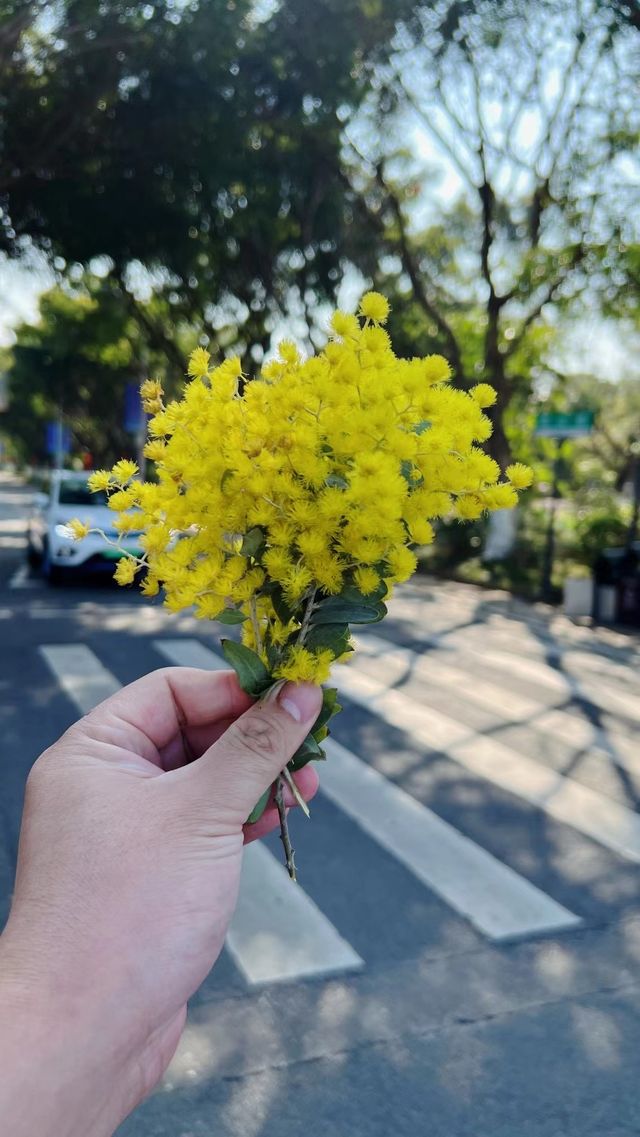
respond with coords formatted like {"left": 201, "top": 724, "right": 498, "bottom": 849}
{"left": 1, "top": 471, "right": 640, "bottom": 1136}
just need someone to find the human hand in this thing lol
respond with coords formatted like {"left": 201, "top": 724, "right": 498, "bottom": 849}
{"left": 0, "top": 667, "right": 321, "bottom": 1137}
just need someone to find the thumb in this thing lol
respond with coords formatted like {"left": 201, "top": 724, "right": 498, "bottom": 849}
{"left": 188, "top": 681, "right": 322, "bottom": 823}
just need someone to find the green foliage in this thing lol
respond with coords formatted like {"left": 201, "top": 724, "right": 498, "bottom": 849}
{"left": 573, "top": 509, "right": 631, "bottom": 565}
{"left": 240, "top": 528, "right": 266, "bottom": 559}
{"left": 1, "top": 0, "right": 418, "bottom": 352}
{"left": 216, "top": 608, "right": 248, "bottom": 625}
{"left": 220, "top": 639, "right": 271, "bottom": 697}
{"left": 313, "top": 687, "right": 342, "bottom": 734}
{"left": 310, "top": 598, "right": 386, "bottom": 625}
{"left": 289, "top": 733, "right": 325, "bottom": 773}
{"left": 310, "top": 584, "right": 388, "bottom": 628}
{"left": 2, "top": 276, "right": 152, "bottom": 463}
{"left": 265, "top": 584, "right": 296, "bottom": 626}
{"left": 2, "top": 0, "right": 637, "bottom": 605}
{"left": 305, "top": 622, "right": 352, "bottom": 656}
{"left": 246, "top": 788, "right": 272, "bottom": 826}
{"left": 350, "top": 0, "right": 638, "bottom": 467}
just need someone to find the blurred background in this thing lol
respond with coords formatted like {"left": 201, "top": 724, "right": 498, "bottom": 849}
{"left": 2, "top": 8, "right": 640, "bottom": 1136}
{"left": 0, "top": 0, "right": 639, "bottom": 605}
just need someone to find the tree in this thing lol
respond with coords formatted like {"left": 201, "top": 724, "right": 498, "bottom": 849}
{"left": 341, "top": 0, "right": 639, "bottom": 472}
{"left": 563, "top": 373, "right": 640, "bottom": 504}
{"left": 0, "top": 0, "right": 420, "bottom": 361}
{"left": 1, "top": 275, "right": 183, "bottom": 465}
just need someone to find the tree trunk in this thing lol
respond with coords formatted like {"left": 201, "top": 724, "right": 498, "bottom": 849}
{"left": 482, "top": 295, "right": 517, "bottom": 557}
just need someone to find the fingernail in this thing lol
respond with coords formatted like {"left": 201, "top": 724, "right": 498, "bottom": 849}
{"left": 278, "top": 682, "right": 321, "bottom": 724}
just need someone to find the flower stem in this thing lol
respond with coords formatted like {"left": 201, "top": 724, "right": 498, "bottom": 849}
{"left": 275, "top": 776, "right": 296, "bottom": 881}
{"left": 298, "top": 587, "right": 317, "bottom": 647}
{"left": 249, "top": 595, "right": 263, "bottom": 655}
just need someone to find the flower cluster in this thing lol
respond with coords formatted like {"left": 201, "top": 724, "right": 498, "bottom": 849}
{"left": 81, "top": 292, "right": 531, "bottom": 690}
{"left": 73, "top": 292, "right": 532, "bottom": 867}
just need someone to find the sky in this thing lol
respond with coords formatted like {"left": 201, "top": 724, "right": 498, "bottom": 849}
{"left": 0, "top": 251, "right": 54, "bottom": 347}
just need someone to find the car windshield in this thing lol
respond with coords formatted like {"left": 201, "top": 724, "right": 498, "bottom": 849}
{"left": 58, "top": 480, "right": 107, "bottom": 507}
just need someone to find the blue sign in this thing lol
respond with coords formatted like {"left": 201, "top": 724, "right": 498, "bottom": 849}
{"left": 124, "top": 382, "right": 145, "bottom": 434}
{"left": 45, "top": 420, "right": 71, "bottom": 457}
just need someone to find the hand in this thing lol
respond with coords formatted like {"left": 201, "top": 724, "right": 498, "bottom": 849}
{"left": 0, "top": 667, "right": 321, "bottom": 1137}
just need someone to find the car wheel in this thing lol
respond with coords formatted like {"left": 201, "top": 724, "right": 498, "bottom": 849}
{"left": 27, "top": 543, "right": 41, "bottom": 569}
{"left": 42, "top": 543, "right": 65, "bottom": 586}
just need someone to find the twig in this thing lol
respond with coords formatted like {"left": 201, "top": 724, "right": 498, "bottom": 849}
{"left": 298, "top": 588, "right": 317, "bottom": 647}
{"left": 249, "top": 595, "right": 263, "bottom": 655}
{"left": 275, "top": 776, "right": 296, "bottom": 881}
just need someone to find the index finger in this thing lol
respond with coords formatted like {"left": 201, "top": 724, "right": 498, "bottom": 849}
{"left": 79, "top": 666, "right": 254, "bottom": 760}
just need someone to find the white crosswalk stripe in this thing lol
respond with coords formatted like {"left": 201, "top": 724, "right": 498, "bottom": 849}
{"left": 46, "top": 626, "right": 640, "bottom": 970}
{"left": 154, "top": 638, "right": 229, "bottom": 672}
{"left": 334, "top": 657, "right": 640, "bottom": 864}
{"left": 154, "top": 638, "right": 581, "bottom": 942}
{"left": 39, "top": 640, "right": 363, "bottom": 986}
{"left": 39, "top": 644, "right": 121, "bottom": 713}
{"left": 8, "top": 565, "right": 40, "bottom": 590}
{"left": 228, "top": 843, "right": 363, "bottom": 985}
{"left": 321, "top": 738, "right": 580, "bottom": 941}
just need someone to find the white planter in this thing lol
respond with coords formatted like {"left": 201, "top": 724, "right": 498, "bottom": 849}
{"left": 563, "top": 576, "right": 594, "bottom": 617}
{"left": 596, "top": 584, "right": 618, "bottom": 623}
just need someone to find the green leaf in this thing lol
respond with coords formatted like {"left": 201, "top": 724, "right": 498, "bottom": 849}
{"left": 310, "top": 598, "right": 386, "bottom": 625}
{"left": 370, "top": 600, "right": 387, "bottom": 623}
{"left": 325, "top": 473, "right": 348, "bottom": 489}
{"left": 217, "top": 608, "right": 248, "bottom": 625}
{"left": 305, "top": 622, "right": 351, "bottom": 656}
{"left": 313, "top": 724, "right": 329, "bottom": 742}
{"left": 313, "top": 686, "right": 342, "bottom": 733}
{"left": 343, "top": 580, "right": 388, "bottom": 603}
{"left": 221, "top": 639, "right": 271, "bottom": 697}
{"left": 400, "top": 460, "right": 424, "bottom": 489}
{"left": 288, "top": 732, "right": 325, "bottom": 772}
{"left": 240, "top": 526, "right": 265, "bottom": 558}
{"left": 263, "top": 581, "right": 295, "bottom": 624}
{"left": 246, "top": 788, "right": 271, "bottom": 825}
{"left": 413, "top": 419, "right": 431, "bottom": 435}
{"left": 322, "top": 685, "right": 341, "bottom": 715}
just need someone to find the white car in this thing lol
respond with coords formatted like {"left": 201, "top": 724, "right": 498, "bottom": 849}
{"left": 27, "top": 470, "right": 143, "bottom": 584}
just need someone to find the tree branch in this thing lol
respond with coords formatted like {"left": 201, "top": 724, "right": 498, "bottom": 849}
{"left": 534, "top": 23, "right": 610, "bottom": 190}
{"left": 380, "top": 174, "right": 465, "bottom": 380}
{"left": 506, "top": 249, "right": 583, "bottom": 358}
{"left": 394, "top": 73, "right": 479, "bottom": 191}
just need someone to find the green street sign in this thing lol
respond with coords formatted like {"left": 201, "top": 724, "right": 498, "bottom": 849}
{"left": 535, "top": 410, "right": 594, "bottom": 438}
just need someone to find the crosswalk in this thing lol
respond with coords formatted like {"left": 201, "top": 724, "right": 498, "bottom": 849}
{"left": 155, "top": 640, "right": 580, "bottom": 943}
{"left": 338, "top": 639, "right": 640, "bottom": 862}
{"left": 353, "top": 632, "right": 640, "bottom": 778}
{"left": 40, "top": 640, "right": 364, "bottom": 986}
{"left": 33, "top": 623, "right": 640, "bottom": 992}
{"left": 7, "top": 564, "right": 41, "bottom": 590}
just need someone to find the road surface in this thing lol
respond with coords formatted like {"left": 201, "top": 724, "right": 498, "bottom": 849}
{"left": 1, "top": 472, "right": 640, "bottom": 1136}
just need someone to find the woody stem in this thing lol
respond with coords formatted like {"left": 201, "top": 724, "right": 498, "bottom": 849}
{"left": 298, "top": 588, "right": 317, "bottom": 647}
{"left": 249, "top": 595, "right": 263, "bottom": 654}
{"left": 275, "top": 776, "right": 296, "bottom": 881}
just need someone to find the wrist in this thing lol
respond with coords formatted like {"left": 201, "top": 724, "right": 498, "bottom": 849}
{"left": 0, "top": 930, "right": 132, "bottom": 1137}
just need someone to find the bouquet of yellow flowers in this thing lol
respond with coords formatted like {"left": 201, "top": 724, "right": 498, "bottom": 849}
{"left": 71, "top": 292, "right": 531, "bottom": 878}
